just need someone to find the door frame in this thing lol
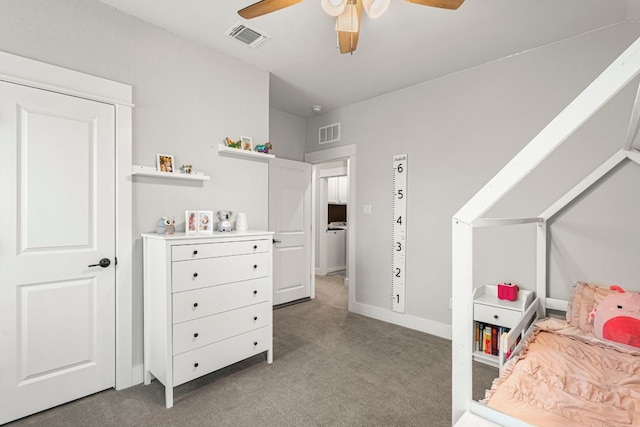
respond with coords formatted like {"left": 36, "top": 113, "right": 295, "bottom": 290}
{"left": 0, "top": 51, "right": 134, "bottom": 390}
{"left": 305, "top": 145, "right": 356, "bottom": 311}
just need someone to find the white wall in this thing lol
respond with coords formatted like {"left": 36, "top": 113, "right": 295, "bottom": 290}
{"left": 0, "top": 0, "right": 270, "bottom": 368}
{"left": 305, "top": 23, "right": 640, "bottom": 335}
{"left": 269, "top": 108, "right": 306, "bottom": 161}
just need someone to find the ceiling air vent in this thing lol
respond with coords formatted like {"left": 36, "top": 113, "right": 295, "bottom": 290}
{"left": 226, "top": 22, "right": 270, "bottom": 48}
{"left": 319, "top": 123, "right": 341, "bottom": 144}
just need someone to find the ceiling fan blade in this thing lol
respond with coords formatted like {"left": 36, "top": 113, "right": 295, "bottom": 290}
{"left": 238, "top": 0, "right": 304, "bottom": 19}
{"left": 405, "top": 0, "right": 464, "bottom": 10}
{"left": 338, "top": 30, "right": 360, "bottom": 54}
{"left": 337, "top": 0, "right": 362, "bottom": 54}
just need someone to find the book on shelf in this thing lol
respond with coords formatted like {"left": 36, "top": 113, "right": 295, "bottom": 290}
{"left": 475, "top": 322, "right": 511, "bottom": 357}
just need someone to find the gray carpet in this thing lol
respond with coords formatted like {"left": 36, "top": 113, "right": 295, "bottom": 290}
{"left": 7, "top": 275, "right": 497, "bottom": 426}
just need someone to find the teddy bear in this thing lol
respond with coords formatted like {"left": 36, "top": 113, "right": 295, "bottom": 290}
{"left": 217, "top": 210, "right": 233, "bottom": 232}
{"left": 156, "top": 216, "right": 175, "bottom": 234}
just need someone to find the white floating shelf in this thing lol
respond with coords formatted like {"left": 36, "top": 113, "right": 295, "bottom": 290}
{"left": 131, "top": 165, "right": 210, "bottom": 181}
{"left": 218, "top": 144, "right": 275, "bottom": 160}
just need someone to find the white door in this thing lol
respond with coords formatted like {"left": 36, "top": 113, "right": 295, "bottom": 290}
{"left": 269, "top": 158, "right": 312, "bottom": 305}
{"left": 0, "top": 80, "right": 116, "bottom": 424}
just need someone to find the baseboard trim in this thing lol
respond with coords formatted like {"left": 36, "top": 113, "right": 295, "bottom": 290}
{"left": 351, "top": 301, "right": 452, "bottom": 340}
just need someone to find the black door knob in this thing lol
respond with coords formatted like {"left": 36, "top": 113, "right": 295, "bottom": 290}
{"left": 88, "top": 258, "right": 111, "bottom": 268}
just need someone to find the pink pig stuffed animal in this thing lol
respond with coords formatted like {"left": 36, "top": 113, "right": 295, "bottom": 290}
{"left": 589, "top": 285, "right": 640, "bottom": 350}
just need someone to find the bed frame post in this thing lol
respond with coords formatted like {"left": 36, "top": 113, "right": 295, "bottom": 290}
{"left": 536, "top": 220, "right": 547, "bottom": 313}
{"left": 451, "top": 218, "right": 474, "bottom": 424}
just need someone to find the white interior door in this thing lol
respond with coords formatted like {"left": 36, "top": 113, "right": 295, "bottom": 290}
{"left": 0, "top": 80, "right": 116, "bottom": 424}
{"left": 269, "top": 158, "right": 312, "bottom": 305}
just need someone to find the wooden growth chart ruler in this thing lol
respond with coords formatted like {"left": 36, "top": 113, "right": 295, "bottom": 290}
{"left": 391, "top": 154, "right": 407, "bottom": 313}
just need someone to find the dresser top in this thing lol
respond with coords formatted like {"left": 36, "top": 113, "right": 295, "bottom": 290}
{"left": 142, "top": 230, "right": 274, "bottom": 240}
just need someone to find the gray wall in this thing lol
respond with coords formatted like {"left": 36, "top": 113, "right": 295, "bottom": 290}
{"left": 269, "top": 108, "right": 306, "bottom": 161}
{"left": 305, "top": 23, "right": 640, "bottom": 331}
{"left": 0, "top": 0, "right": 270, "bottom": 366}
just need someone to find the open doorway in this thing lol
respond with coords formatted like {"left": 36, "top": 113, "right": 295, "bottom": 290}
{"left": 315, "top": 160, "right": 348, "bottom": 280}
{"left": 305, "top": 145, "right": 356, "bottom": 311}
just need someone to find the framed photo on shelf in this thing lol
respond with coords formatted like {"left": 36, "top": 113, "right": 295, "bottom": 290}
{"left": 185, "top": 210, "right": 198, "bottom": 235}
{"left": 157, "top": 153, "right": 175, "bottom": 173}
{"left": 240, "top": 136, "right": 252, "bottom": 151}
{"left": 198, "top": 210, "right": 213, "bottom": 234}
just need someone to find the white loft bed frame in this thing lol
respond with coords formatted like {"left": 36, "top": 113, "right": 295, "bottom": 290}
{"left": 451, "top": 35, "right": 640, "bottom": 426}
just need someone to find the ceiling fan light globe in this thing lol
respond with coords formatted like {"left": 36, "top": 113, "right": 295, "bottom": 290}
{"left": 321, "top": 0, "right": 347, "bottom": 16}
{"left": 335, "top": 3, "right": 359, "bottom": 32}
{"left": 363, "top": 0, "right": 390, "bottom": 18}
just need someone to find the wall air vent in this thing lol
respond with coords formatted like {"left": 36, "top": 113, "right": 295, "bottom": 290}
{"left": 319, "top": 123, "right": 341, "bottom": 144}
{"left": 226, "top": 22, "right": 270, "bottom": 48}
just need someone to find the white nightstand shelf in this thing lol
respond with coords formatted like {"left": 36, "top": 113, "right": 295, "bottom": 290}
{"left": 473, "top": 284, "right": 534, "bottom": 367}
{"left": 131, "top": 165, "right": 210, "bottom": 181}
{"left": 217, "top": 144, "right": 275, "bottom": 160}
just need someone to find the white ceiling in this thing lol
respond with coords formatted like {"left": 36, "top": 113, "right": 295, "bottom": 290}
{"left": 98, "top": 0, "right": 632, "bottom": 117}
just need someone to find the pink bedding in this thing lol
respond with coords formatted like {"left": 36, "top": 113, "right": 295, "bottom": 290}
{"left": 484, "top": 318, "right": 640, "bottom": 427}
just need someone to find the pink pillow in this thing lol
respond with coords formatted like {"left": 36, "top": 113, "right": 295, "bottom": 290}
{"left": 566, "top": 282, "right": 617, "bottom": 332}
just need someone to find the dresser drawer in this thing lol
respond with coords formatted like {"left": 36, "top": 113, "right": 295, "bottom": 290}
{"left": 172, "top": 277, "right": 269, "bottom": 324}
{"left": 474, "top": 303, "right": 521, "bottom": 328}
{"left": 173, "top": 327, "right": 270, "bottom": 387}
{"left": 173, "top": 302, "right": 270, "bottom": 355}
{"left": 172, "top": 252, "right": 270, "bottom": 292}
{"left": 172, "top": 239, "right": 270, "bottom": 261}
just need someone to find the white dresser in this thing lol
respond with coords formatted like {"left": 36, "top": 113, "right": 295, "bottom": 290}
{"left": 142, "top": 231, "right": 274, "bottom": 408}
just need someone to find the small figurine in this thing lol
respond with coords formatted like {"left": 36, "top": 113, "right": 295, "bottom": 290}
{"left": 157, "top": 216, "right": 175, "bottom": 234}
{"left": 254, "top": 142, "right": 273, "bottom": 154}
{"left": 224, "top": 137, "right": 242, "bottom": 149}
{"left": 217, "top": 210, "right": 233, "bottom": 232}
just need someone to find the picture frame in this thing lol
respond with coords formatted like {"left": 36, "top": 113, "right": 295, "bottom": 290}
{"left": 240, "top": 136, "right": 252, "bottom": 151}
{"left": 198, "top": 210, "right": 213, "bottom": 234}
{"left": 185, "top": 210, "right": 198, "bottom": 235}
{"left": 157, "top": 153, "right": 175, "bottom": 173}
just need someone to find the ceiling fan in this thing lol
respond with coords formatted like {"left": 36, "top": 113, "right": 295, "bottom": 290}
{"left": 238, "top": 0, "right": 464, "bottom": 55}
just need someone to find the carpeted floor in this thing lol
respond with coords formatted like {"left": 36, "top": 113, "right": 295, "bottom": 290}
{"left": 7, "top": 275, "right": 497, "bottom": 426}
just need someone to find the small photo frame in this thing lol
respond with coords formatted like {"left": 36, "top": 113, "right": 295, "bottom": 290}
{"left": 198, "top": 210, "right": 213, "bottom": 234}
{"left": 240, "top": 136, "right": 252, "bottom": 151}
{"left": 157, "top": 153, "right": 175, "bottom": 173}
{"left": 185, "top": 210, "right": 198, "bottom": 235}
